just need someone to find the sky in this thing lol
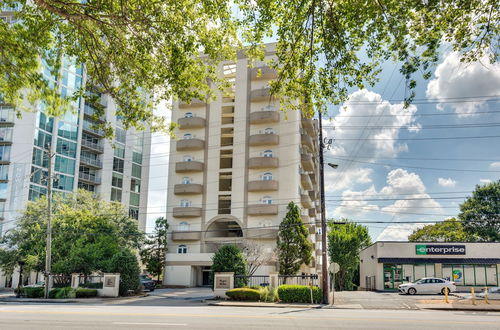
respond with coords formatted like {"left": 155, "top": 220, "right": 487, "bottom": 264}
{"left": 146, "top": 51, "right": 500, "bottom": 241}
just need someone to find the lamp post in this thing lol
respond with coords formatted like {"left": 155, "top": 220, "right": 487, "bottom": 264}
{"left": 318, "top": 109, "right": 338, "bottom": 304}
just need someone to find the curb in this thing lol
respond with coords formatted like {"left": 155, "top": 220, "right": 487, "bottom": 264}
{"left": 0, "top": 293, "right": 148, "bottom": 304}
{"left": 209, "top": 302, "right": 323, "bottom": 309}
{"left": 416, "top": 304, "right": 500, "bottom": 312}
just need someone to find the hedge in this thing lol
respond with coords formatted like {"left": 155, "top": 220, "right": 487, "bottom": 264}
{"left": 225, "top": 288, "right": 260, "bottom": 301}
{"left": 21, "top": 287, "right": 44, "bottom": 298}
{"left": 277, "top": 285, "right": 321, "bottom": 303}
{"left": 75, "top": 288, "right": 98, "bottom": 298}
{"left": 49, "top": 287, "right": 76, "bottom": 299}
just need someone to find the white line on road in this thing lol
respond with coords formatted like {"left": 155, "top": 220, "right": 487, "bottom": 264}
{"left": 113, "top": 322, "right": 187, "bottom": 326}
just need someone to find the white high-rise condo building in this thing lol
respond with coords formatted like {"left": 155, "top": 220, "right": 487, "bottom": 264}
{"left": 165, "top": 43, "right": 321, "bottom": 287}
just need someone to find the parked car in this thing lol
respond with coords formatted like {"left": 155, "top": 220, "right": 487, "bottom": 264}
{"left": 477, "top": 287, "right": 500, "bottom": 299}
{"left": 398, "top": 277, "right": 456, "bottom": 295}
{"left": 23, "top": 281, "right": 45, "bottom": 288}
{"left": 139, "top": 275, "right": 156, "bottom": 292}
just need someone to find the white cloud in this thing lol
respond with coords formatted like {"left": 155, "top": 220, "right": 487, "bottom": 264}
{"left": 333, "top": 186, "right": 380, "bottom": 217}
{"left": 438, "top": 177, "right": 457, "bottom": 187}
{"left": 480, "top": 179, "right": 492, "bottom": 184}
{"left": 490, "top": 162, "right": 500, "bottom": 168}
{"left": 324, "top": 89, "right": 419, "bottom": 193}
{"left": 376, "top": 223, "right": 426, "bottom": 241}
{"left": 426, "top": 52, "right": 500, "bottom": 116}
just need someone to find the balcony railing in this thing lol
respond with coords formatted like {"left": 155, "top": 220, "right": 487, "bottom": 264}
{"left": 80, "top": 156, "right": 103, "bottom": 168}
{"left": 248, "top": 157, "right": 279, "bottom": 169}
{"left": 81, "top": 139, "right": 104, "bottom": 153}
{"left": 82, "top": 121, "right": 104, "bottom": 136}
{"left": 78, "top": 172, "right": 101, "bottom": 185}
{"left": 248, "top": 133, "right": 279, "bottom": 146}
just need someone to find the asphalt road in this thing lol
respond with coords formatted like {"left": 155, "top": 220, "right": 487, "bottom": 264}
{"left": 0, "top": 304, "right": 499, "bottom": 330}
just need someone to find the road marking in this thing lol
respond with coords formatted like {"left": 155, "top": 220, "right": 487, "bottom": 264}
{"left": 113, "top": 322, "right": 187, "bottom": 326}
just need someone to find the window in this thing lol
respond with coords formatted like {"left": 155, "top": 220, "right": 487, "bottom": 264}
{"left": 262, "top": 196, "right": 272, "bottom": 204}
{"left": 131, "top": 163, "right": 142, "bottom": 178}
{"left": 182, "top": 177, "right": 191, "bottom": 184}
{"left": 37, "top": 111, "right": 54, "bottom": 132}
{"left": 33, "top": 129, "right": 51, "bottom": 148}
{"left": 32, "top": 148, "right": 49, "bottom": 167}
{"left": 111, "top": 188, "right": 122, "bottom": 202}
{"left": 52, "top": 174, "right": 74, "bottom": 191}
{"left": 114, "top": 144, "right": 125, "bottom": 158}
{"left": 183, "top": 133, "right": 193, "bottom": 140}
{"left": 264, "top": 128, "right": 274, "bottom": 134}
{"left": 129, "top": 207, "right": 139, "bottom": 220}
{"left": 113, "top": 158, "right": 124, "bottom": 173}
{"left": 130, "top": 192, "right": 140, "bottom": 207}
{"left": 262, "top": 172, "right": 273, "bottom": 181}
{"left": 28, "top": 184, "right": 47, "bottom": 201}
{"left": 0, "top": 165, "right": 8, "bottom": 181}
{"left": 177, "top": 245, "right": 188, "bottom": 254}
{"left": 184, "top": 112, "right": 193, "bottom": 118}
{"left": 263, "top": 150, "right": 273, "bottom": 158}
{"left": 180, "top": 200, "right": 191, "bottom": 207}
{"left": 132, "top": 151, "right": 143, "bottom": 164}
{"left": 179, "top": 222, "right": 189, "bottom": 231}
{"left": 115, "top": 128, "right": 126, "bottom": 144}
{"left": 30, "top": 166, "right": 48, "bottom": 185}
{"left": 57, "top": 122, "right": 78, "bottom": 141}
{"left": 112, "top": 173, "right": 123, "bottom": 188}
{"left": 78, "top": 182, "right": 95, "bottom": 192}
{"left": 130, "top": 178, "right": 141, "bottom": 193}
{"left": 56, "top": 139, "right": 77, "bottom": 157}
{"left": 54, "top": 156, "right": 76, "bottom": 175}
{"left": 183, "top": 155, "right": 193, "bottom": 162}
{"left": 0, "top": 145, "right": 10, "bottom": 161}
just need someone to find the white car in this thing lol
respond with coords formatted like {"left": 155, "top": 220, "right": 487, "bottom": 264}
{"left": 477, "top": 287, "right": 500, "bottom": 300}
{"left": 398, "top": 277, "right": 456, "bottom": 295}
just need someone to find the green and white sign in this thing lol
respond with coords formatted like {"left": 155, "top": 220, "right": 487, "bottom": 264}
{"left": 415, "top": 244, "right": 466, "bottom": 255}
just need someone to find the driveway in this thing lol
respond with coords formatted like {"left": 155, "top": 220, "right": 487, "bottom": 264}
{"left": 334, "top": 291, "right": 456, "bottom": 310}
{"left": 109, "top": 287, "right": 215, "bottom": 306}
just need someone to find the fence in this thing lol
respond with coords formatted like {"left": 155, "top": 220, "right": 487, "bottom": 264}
{"left": 234, "top": 275, "right": 270, "bottom": 288}
{"left": 278, "top": 274, "right": 319, "bottom": 287}
{"left": 51, "top": 275, "right": 72, "bottom": 288}
{"left": 77, "top": 275, "right": 104, "bottom": 289}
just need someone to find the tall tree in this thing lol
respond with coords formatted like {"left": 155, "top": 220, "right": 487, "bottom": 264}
{"left": 242, "top": 240, "right": 276, "bottom": 276}
{"left": 0, "top": 1, "right": 496, "bottom": 131}
{"left": 0, "top": 190, "right": 143, "bottom": 277}
{"left": 210, "top": 245, "right": 247, "bottom": 287}
{"left": 140, "top": 217, "right": 169, "bottom": 282}
{"left": 327, "top": 220, "right": 371, "bottom": 291}
{"left": 277, "top": 202, "right": 313, "bottom": 275}
{"left": 408, "top": 218, "right": 477, "bottom": 242}
{"left": 458, "top": 180, "right": 500, "bottom": 242}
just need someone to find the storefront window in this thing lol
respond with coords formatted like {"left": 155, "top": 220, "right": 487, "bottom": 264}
{"left": 486, "top": 265, "right": 498, "bottom": 286}
{"left": 414, "top": 264, "right": 426, "bottom": 280}
{"left": 464, "top": 265, "right": 475, "bottom": 286}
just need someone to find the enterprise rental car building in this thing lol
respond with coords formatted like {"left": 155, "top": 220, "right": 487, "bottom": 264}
{"left": 359, "top": 242, "right": 500, "bottom": 291}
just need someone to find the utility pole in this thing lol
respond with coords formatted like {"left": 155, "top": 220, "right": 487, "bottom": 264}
{"left": 44, "top": 145, "right": 54, "bottom": 299}
{"left": 317, "top": 110, "right": 329, "bottom": 304}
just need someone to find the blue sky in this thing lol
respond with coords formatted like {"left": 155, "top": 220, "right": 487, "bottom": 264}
{"left": 146, "top": 51, "right": 500, "bottom": 241}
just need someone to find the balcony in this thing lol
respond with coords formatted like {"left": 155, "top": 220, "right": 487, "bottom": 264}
{"left": 173, "top": 207, "right": 202, "bottom": 217}
{"left": 250, "top": 88, "right": 276, "bottom": 102}
{"left": 249, "top": 133, "right": 279, "bottom": 146}
{"left": 248, "top": 180, "right": 278, "bottom": 192}
{"left": 309, "top": 173, "right": 317, "bottom": 186}
{"left": 178, "top": 98, "right": 206, "bottom": 109}
{"left": 301, "top": 174, "right": 313, "bottom": 191}
{"left": 83, "top": 104, "right": 105, "bottom": 122}
{"left": 82, "top": 120, "right": 104, "bottom": 137}
{"left": 175, "top": 161, "right": 204, "bottom": 173}
{"left": 174, "top": 183, "right": 203, "bottom": 195}
{"left": 309, "top": 190, "right": 318, "bottom": 201}
{"left": 246, "top": 228, "right": 279, "bottom": 239}
{"left": 78, "top": 172, "right": 101, "bottom": 185}
{"left": 301, "top": 153, "right": 314, "bottom": 172}
{"left": 250, "top": 66, "right": 278, "bottom": 80}
{"left": 301, "top": 118, "right": 315, "bottom": 136}
{"left": 247, "top": 204, "right": 278, "bottom": 215}
{"left": 248, "top": 157, "right": 278, "bottom": 169}
{"left": 249, "top": 111, "right": 279, "bottom": 124}
{"left": 176, "top": 138, "right": 204, "bottom": 151}
{"left": 81, "top": 139, "right": 104, "bottom": 153}
{"left": 171, "top": 231, "right": 202, "bottom": 241}
{"left": 309, "top": 208, "right": 316, "bottom": 217}
{"left": 178, "top": 117, "right": 206, "bottom": 129}
{"left": 79, "top": 156, "right": 103, "bottom": 169}
{"left": 301, "top": 133, "right": 314, "bottom": 150}
{"left": 301, "top": 194, "right": 313, "bottom": 208}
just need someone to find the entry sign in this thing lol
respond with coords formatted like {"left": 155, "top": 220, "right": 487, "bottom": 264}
{"left": 416, "top": 244, "right": 466, "bottom": 255}
{"left": 329, "top": 262, "right": 340, "bottom": 274}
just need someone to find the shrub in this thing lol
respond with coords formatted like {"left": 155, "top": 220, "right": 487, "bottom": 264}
{"left": 22, "top": 287, "right": 44, "bottom": 298}
{"left": 225, "top": 288, "right": 260, "bottom": 301}
{"left": 210, "top": 245, "right": 247, "bottom": 288}
{"left": 78, "top": 282, "right": 103, "bottom": 289}
{"left": 277, "top": 285, "right": 321, "bottom": 303}
{"left": 49, "top": 287, "right": 76, "bottom": 299}
{"left": 75, "top": 288, "right": 98, "bottom": 298}
{"left": 106, "top": 248, "right": 141, "bottom": 296}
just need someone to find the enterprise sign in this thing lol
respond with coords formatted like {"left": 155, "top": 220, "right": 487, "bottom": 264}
{"left": 416, "top": 244, "right": 466, "bottom": 255}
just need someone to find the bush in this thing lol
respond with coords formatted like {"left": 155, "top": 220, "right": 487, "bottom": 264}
{"left": 210, "top": 245, "right": 247, "bottom": 288}
{"left": 78, "top": 282, "right": 103, "bottom": 289}
{"left": 106, "top": 248, "right": 141, "bottom": 296}
{"left": 75, "top": 288, "right": 98, "bottom": 298}
{"left": 49, "top": 287, "right": 76, "bottom": 299}
{"left": 226, "top": 288, "right": 260, "bottom": 301}
{"left": 22, "top": 287, "right": 44, "bottom": 298}
{"left": 277, "top": 285, "right": 321, "bottom": 303}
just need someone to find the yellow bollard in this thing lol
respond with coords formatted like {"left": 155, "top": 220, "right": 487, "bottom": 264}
{"left": 444, "top": 287, "right": 449, "bottom": 303}
{"left": 471, "top": 287, "right": 476, "bottom": 305}
{"left": 484, "top": 287, "right": 489, "bottom": 304}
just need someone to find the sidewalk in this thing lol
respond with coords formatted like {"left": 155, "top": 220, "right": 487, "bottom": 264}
{"left": 416, "top": 298, "right": 500, "bottom": 312}
{"left": 0, "top": 292, "right": 148, "bottom": 304}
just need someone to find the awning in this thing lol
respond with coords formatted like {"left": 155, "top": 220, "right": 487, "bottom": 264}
{"left": 378, "top": 258, "right": 500, "bottom": 264}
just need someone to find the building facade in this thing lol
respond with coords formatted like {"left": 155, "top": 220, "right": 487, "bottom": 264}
{"left": 359, "top": 242, "right": 500, "bottom": 291}
{"left": 165, "top": 44, "right": 322, "bottom": 287}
